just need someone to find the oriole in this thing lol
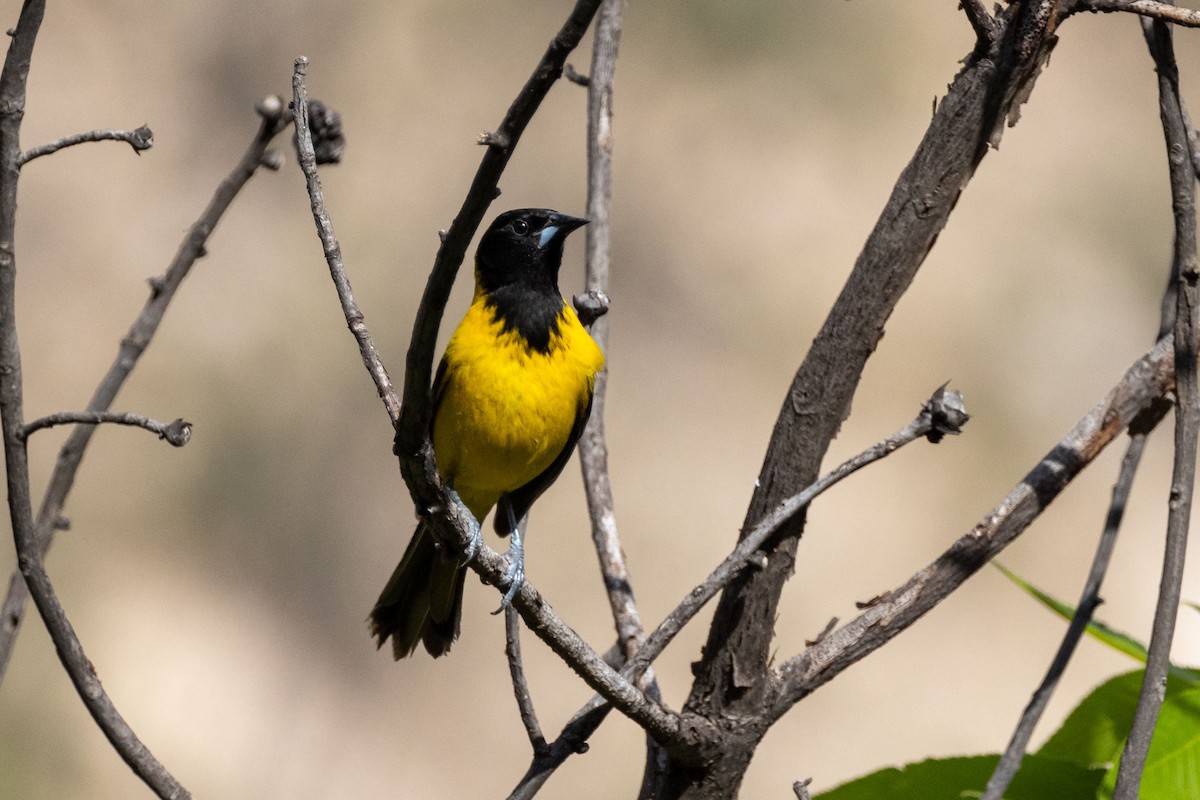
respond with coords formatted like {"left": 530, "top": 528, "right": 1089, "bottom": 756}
{"left": 370, "top": 208, "right": 603, "bottom": 659}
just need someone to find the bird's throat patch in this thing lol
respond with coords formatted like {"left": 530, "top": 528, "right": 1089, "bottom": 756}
{"left": 484, "top": 286, "right": 565, "bottom": 355}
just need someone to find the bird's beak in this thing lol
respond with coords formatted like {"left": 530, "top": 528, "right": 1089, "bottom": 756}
{"left": 538, "top": 214, "right": 589, "bottom": 248}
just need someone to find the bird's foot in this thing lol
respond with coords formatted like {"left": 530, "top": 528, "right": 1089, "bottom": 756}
{"left": 447, "top": 488, "right": 482, "bottom": 565}
{"left": 493, "top": 520, "right": 525, "bottom": 613}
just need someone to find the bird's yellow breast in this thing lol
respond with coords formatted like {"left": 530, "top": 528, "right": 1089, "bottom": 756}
{"left": 431, "top": 295, "right": 604, "bottom": 519}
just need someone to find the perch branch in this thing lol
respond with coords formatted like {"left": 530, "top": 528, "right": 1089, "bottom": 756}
{"left": 769, "top": 334, "right": 1178, "bottom": 719}
{"left": 291, "top": 34, "right": 692, "bottom": 755}
{"left": 0, "top": 97, "right": 290, "bottom": 683}
{"left": 18, "top": 124, "right": 153, "bottom": 165}
{"left": 291, "top": 57, "right": 399, "bottom": 423}
{"left": 0, "top": 0, "right": 191, "bottom": 796}
{"left": 1114, "top": 15, "right": 1199, "bottom": 798}
{"left": 21, "top": 411, "right": 191, "bottom": 446}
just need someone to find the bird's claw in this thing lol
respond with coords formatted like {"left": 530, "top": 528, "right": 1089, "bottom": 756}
{"left": 447, "top": 488, "right": 482, "bottom": 566}
{"left": 491, "top": 515, "right": 525, "bottom": 614}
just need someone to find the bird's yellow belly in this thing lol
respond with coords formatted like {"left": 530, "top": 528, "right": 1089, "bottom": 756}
{"left": 431, "top": 300, "right": 603, "bottom": 519}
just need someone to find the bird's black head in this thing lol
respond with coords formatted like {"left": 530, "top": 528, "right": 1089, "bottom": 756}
{"left": 475, "top": 208, "right": 589, "bottom": 295}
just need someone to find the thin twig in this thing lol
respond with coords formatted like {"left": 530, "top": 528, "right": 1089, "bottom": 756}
{"left": 769, "top": 335, "right": 1177, "bottom": 720}
{"left": 507, "top": 699, "right": 613, "bottom": 800}
{"left": 619, "top": 386, "right": 967, "bottom": 685}
{"left": 291, "top": 57, "right": 399, "bottom": 424}
{"left": 0, "top": 98, "right": 290, "bottom": 683}
{"left": 525, "top": 386, "right": 968, "bottom": 769}
{"left": 982, "top": 428, "right": 1158, "bottom": 800}
{"left": 505, "top": 605, "right": 548, "bottom": 754}
{"left": 1067, "top": 0, "right": 1200, "bottom": 26}
{"left": 0, "top": 1, "right": 190, "bottom": 796}
{"left": 580, "top": 0, "right": 632, "bottom": 666}
{"left": 18, "top": 125, "right": 152, "bottom": 166}
{"left": 1114, "top": 15, "right": 1199, "bottom": 798}
{"left": 960, "top": 0, "right": 999, "bottom": 43}
{"left": 21, "top": 411, "right": 191, "bottom": 446}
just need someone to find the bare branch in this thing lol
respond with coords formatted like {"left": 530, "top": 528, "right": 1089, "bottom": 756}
{"left": 18, "top": 124, "right": 152, "bottom": 165}
{"left": 681, "top": 10, "right": 1063, "bottom": 772}
{"left": 623, "top": 385, "right": 965, "bottom": 684}
{"left": 0, "top": 1, "right": 190, "bottom": 796}
{"left": 1114, "top": 15, "right": 1200, "bottom": 798}
{"left": 982, "top": 425, "right": 1160, "bottom": 800}
{"left": 291, "top": 57, "right": 399, "bottom": 424}
{"left": 505, "top": 605, "right": 548, "bottom": 755}
{"left": 770, "top": 335, "right": 1177, "bottom": 720}
{"left": 960, "top": 0, "right": 999, "bottom": 43}
{"left": 21, "top": 411, "right": 191, "bottom": 446}
{"left": 1067, "top": 0, "right": 1200, "bottom": 27}
{"left": 0, "top": 99, "right": 290, "bottom": 682}
{"left": 507, "top": 699, "right": 612, "bottom": 800}
{"left": 581, "top": 0, "right": 635, "bottom": 654}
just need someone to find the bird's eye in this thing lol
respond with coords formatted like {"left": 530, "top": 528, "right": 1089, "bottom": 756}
{"left": 512, "top": 219, "right": 530, "bottom": 235}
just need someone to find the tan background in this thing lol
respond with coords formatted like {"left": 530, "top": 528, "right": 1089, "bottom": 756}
{"left": 0, "top": 1, "right": 1198, "bottom": 797}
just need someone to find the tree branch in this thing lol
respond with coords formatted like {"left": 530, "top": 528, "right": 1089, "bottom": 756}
{"left": 1067, "top": 0, "right": 1200, "bottom": 27}
{"left": 619, "top": 385, "right": 967, "bottom": 687}
{"left": 1113, "top": 14, "right": 1199, "bottom": 797}
{"left": 0, "top": 1, "right": 190, "bottom": 796}
{"left": 18, "top": 124, "right": 153, "bottom": 165}
{"left": 505, "top": 605, "right": 549, "bottom": 755}
{"left": 961, "top": 0, "right": 999, "bottom": 44}
{"left": 0, "top": 98, "right": 289, "bottom": 682}
{"left": 21, "top": 411, "right": 191, "bottom": 446}
{"left": 769, "top": 334, "right": 1178, "bottom": 720}
{"left": 291, "top": 57, "right": 399, "bottom": 424}
{"left": 982, "top": 424, "right": 1160, "bottom": 800}
{"left": 671, "top": 5, "right": 1064, "bottom": 789}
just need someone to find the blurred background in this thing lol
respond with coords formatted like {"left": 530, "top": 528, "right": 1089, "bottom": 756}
{"left": 0, "top": 1, "right": 1197, "bottom": 797}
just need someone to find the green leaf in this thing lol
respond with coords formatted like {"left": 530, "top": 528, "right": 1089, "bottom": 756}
{"left": 992, "top": 564, "right": 1200, "bottom": 685}
{"left": 1039, "top": 669, "right": 1200, "bottom": 800}
{"left": 1098, "top": 684, "right": 1200, "bottom": 799}
{"left": 1040, "top": 670, "right": 1152, "bottom": 768}
{"left": 992, "top": 563, "right": 1149, "bottom": 664}
{"left": 812, "top": 754, "right": 1104, "bottom": 800}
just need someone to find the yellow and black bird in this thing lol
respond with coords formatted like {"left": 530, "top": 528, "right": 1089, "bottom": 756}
{"left": 370, "top": 208, "right": 604, "bottom": 659}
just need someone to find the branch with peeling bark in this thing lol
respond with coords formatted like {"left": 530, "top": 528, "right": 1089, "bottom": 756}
{"left": 770, "top": 335, "right": 1177, "bottom": 717}
{"left": 1067, "top": 0, "right": 1200, "bottom": 27}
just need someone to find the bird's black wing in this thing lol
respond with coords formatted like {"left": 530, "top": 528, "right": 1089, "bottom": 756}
{"left": 495, "top": 390, "right": 594, "bottom": 536}
{"left": 392, "top": 354, "right": 452, "bottom": 457}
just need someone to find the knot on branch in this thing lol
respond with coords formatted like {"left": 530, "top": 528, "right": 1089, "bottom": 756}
{"left": 922, "top": 383, "right": 970, "bottom": 443}
{"left": 573, "top": 290, "right": 610, "bottom": 327}
{"left": 159, "top": 418, "right": 192, "bottom": 447}
{"left": 296, "top": 99, "right": 345, "bottom": 165}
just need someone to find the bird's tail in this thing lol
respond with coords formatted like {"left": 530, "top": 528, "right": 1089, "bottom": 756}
{"left": 369, "top": 521, "right": 466, "bottom": 659}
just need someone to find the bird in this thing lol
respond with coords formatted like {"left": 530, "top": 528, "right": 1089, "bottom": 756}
{"left": 370, "top": 208, "right": 604, "bottom": 659}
